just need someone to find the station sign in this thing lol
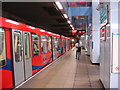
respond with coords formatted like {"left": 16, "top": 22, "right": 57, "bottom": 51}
{"left": 100, "top": 5, "right": 108, "bottom": 27}
{"left": 71, "top": 30, "right": 77, "bottom": 35}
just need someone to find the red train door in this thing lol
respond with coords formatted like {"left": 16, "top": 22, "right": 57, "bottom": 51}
{"left": 12, "top": 29, "right": 32, "bottom": 86}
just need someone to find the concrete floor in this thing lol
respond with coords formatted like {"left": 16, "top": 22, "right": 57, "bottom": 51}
{"left": 19, "top": 48, "right": 104, "bottom": 89}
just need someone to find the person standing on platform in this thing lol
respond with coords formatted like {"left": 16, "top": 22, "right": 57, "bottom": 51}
{"left": 75, "top": 41, "right": 81, "bottom": 60}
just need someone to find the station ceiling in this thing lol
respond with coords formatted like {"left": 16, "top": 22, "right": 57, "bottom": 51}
{"left": 2, "top": 2, "right": 73, "bottom": 37}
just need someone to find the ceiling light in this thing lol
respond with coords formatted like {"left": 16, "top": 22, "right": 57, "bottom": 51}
{"left": 70, "top": 25, "right": 73, "bottom": 27}
{"left": 67, "top": 20, "right": 71, "bottom": 24}
{"left": 72, "top": 39, "right": 74, "bottom": 42}
{"left": 63, "top": 14, "right": 68, "bottom": 18}
{"left": 55, "top": 1, "right": 63, "bottom": 10}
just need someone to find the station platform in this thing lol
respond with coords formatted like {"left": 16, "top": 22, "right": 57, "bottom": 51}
{"left": 18, "top": 48, "right": 103, "bottom": 88}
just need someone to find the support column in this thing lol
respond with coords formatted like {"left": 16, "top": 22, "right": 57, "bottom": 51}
{"left": 91, "top": 0, "right": 100, "bottom": 63}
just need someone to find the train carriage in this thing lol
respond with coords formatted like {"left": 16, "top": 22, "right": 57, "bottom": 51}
{"left": 0, "top": 17, "right": 72, "bottom": 89}
{"left": 32, "top": 30, "right": 53, "bottom": 74}
{"left": 0, "top": 17, "right": 53, "bottom": 88}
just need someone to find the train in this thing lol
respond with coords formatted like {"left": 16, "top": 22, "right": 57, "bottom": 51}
{"left": 0, "top": 17, "right": 72, "bottom": 89}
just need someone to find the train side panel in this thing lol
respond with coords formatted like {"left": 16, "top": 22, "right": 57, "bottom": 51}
{"left": 0, "top": 28, "right": 14, "bottom": 89}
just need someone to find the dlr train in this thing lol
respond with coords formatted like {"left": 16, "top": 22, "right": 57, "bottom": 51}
{"left": 0, "top": 17, "right": 72, "bottom": 89}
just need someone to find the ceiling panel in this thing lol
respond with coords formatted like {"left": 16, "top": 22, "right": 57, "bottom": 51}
{"left": 2, "top": 2, "right": 72, "bottom": 37}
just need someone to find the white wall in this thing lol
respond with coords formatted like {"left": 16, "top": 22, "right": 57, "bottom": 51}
{"left": 110, "top": 1, "right": 119, "bottom": 89}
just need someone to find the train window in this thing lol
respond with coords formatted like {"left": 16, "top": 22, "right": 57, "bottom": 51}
{"left": 57, "top": 38, "right": 60, "bottom": 51}
{"left": 52, "top": 37, "right": 60, "bottom": 51}
{"left": 55, "top": 38, "right": 58, "bottom": 50}
{"left": 24, "top": 33, "right": 30, "bottom": 59}
{"left": 41, "top": 35, "right": 47, "bottom": 54}
{"left": 55, "top": 37, "right": 60, "bottom": 51}
{"left": 47, "top": 36, "right": 51, "bottom": 53}
{"left": 63, "top": 39, "right": 66, "bottom": 48}
{"left": 32, "top": 34, "right": 40, "bottom": 56}
{"left": 54, "top": 37, "right": 57, "bottom": 50}
{"left": 0, "top": 28, "right": 6, "bottom": 67}
{"left": 52, "top": 37, "right": 56, "bottom": 50}
{"left": 14, "top": 31, "right": 22, "bottom": 62}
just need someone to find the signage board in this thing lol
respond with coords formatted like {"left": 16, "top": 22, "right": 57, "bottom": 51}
{"left": 112, "top": 34, "right": 120, "bottom": 73}
{"left": 100, "top": 6, "right": 108, "bottom": 27}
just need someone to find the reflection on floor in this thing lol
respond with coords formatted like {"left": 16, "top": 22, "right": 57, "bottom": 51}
{"left": 19, "top": 48, "right": 104, "bottom": 88}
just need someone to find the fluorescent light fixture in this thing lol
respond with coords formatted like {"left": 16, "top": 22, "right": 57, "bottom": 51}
{"left": 70, "top": 25, "right": 73, "bottom": 27}
{"left": 89, "top": 23, "right": 91, "bottom": 26}
{"left": 63, "top": 14, "right": 68, "bottom": 18}
{"left": 28, "top": 26, "right": 35, "bottom": 29}
{"left": 55, "top": 1, "right": 63, "bottom": 10}
{"left": 67, "top": 20, "right": 71, "bottom": 24}
{"left": 72, "top": 27, "right": 74, "bottom": 30}
{"left": 72, "top": 39, "right": 74, "bottom": 42}
{"left": 6, "top": 20, "right": 19, "bottom": 25}
{"left": 40, "top": 30, "right": 45, "bottom": 32}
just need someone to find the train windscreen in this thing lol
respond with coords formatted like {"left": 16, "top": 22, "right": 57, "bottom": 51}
{"left": 0, "top": 28, "right": 6, "bottom": 67}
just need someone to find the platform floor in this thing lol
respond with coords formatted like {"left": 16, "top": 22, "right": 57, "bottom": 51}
{"left": 19, "top": 48, "right": 104, "bottom": 88}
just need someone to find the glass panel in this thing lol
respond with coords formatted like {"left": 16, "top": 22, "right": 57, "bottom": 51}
{"left": 32, "top": 34, "right": 40, "bottom": 56}
{"left": 14, "top": 31, "right": 22, "bottom": 62}
{"left": 41, "top": 35, "right": 47, "bottom": 54}
{"left": 55, "top": 37, "right": 58, "bottom": 50}
{"left": 0, "top": 28, "right": 6, "bottom": 67}
{"left": 53, "top": 37, "right": 60, "bottom": 51}
{"left": 52, "top": 37, "right": 56, "bottom": 50}
{"left": 47, "top": 36, "right": 51, "bottom": 53}
{"left": 63, "top": 39, "right": 66, "bottom": 48}
{"left": 58, "top": 38, "right": 60, "bottom": 51}
{"left": 24, "top": 33, "right": 30, "bottom": 59}
{"left": 52, "top": 37, "right": 60, "bottom": 51}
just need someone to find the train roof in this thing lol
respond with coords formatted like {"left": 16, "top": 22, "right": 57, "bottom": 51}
{"left": 0, "top": 17, "right": 70, "bottom": 39}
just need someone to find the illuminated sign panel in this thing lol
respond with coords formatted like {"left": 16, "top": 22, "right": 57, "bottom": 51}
{"left": 71, "top": 30, "right": 77, "bottom": 35}
{"left": 79, "top": 31, "right": 85, "bottom": 34}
